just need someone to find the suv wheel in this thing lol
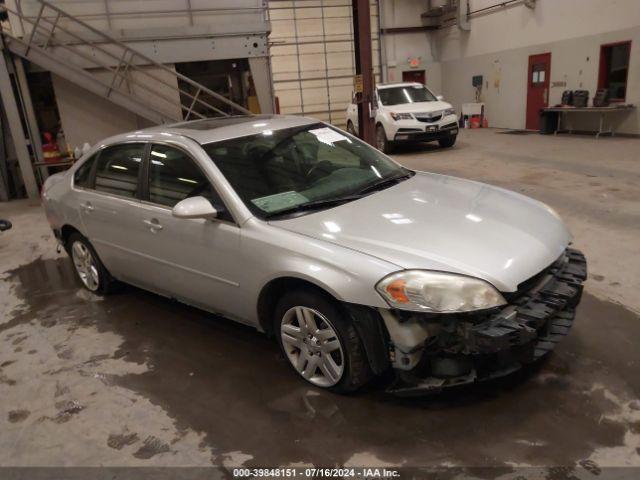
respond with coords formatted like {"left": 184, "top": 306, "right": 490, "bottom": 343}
{"left": 438, "top": 135, "right": 457, "bottom": 148}
{"left": 68, "top": 233, "right": 115, "bottom": 294}
{"left": 376, "top": 125, "right": 392, "bottom": 154}
{"left": 274, "top": 289, "right": 371, "bottom": 393}
{"left": 346, "top": 121, "right": 357, "bottom": 136}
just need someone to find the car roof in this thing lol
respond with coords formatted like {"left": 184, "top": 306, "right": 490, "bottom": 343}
{"left": 136, "top": 114, "right": 318, "bottom": 144}
{"left": 377, "top": 82, "right": 424, "bottom": 89}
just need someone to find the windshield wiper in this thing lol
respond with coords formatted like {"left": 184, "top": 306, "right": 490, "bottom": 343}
{"left": 265, "top": 194, "right": 364, "bottom": 219}
{"left": 356, "top": 171, "right": 414, "bottom": 195}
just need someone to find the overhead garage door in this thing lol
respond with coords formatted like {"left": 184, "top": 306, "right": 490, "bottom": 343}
{"left": 269, "top": 0, "right": 381, "bottom": 129}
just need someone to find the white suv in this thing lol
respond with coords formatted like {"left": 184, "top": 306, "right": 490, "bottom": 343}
{"left": 346, "top": 82, "right": 458, "bottom": 153}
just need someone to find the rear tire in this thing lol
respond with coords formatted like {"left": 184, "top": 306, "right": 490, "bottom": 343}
{"left": 376, "top": 125, "right": 393, "bottom": 154}
{"left": 67, "top": 232, "right": 115, "bottom": 294}
{"left": 438, "top": 135, "right": 457, "bottom": 148}
{"left": 274, "top": 289, "right": 372, "bottom": 393}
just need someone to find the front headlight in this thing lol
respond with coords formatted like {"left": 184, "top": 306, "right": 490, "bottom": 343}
{"left": 376, "top": 270, "right": 507, "bottom": 313}
{"left": 390, "top": 112, "right": 413, "bottom": 121}
{"left": 443, "top": 108, "right": 456, "bottom": 117}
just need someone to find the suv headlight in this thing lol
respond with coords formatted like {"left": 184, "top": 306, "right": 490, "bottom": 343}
{"left": 443, "top": 108, "right": 456, "bottom": 117}
{"left": 390, "top": 112, "right": 413, "bottom": 121}
{"left": 376, "top": 270, "right": 507, "bottom": 313}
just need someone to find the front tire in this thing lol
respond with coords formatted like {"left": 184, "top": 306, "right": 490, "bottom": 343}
{"left": 438, "top": 135, "right": 457, "bottom": 148}
{"left": 274, "top": 289, "right": 371, "bottom": 393}
{"left": 346, "top": 120, "right": 357, "bottom": 136}
{"left": 68, "top": 233, "right": 115, "bottom": 294}
{"left": 376, "top": 124, "right": 393, "bottom": 154}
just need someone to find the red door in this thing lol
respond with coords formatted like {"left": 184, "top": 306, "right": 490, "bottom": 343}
{"left": 525, "top": 53, "right": 551, "bottom": 130}
{"left": 402, "top": 70, "right": 426, "bottom": 84}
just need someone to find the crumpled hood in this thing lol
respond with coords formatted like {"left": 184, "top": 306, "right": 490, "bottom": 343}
{"left": 382, "top": 101, "right": 452, "bottom": 114}
{"left": 273, "top": 172, "right": 572, "bottom": 292}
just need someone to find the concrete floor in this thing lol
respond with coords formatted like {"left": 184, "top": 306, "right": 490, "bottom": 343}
{"left": 0, "top": 129, "right": 639, "bottom": 473}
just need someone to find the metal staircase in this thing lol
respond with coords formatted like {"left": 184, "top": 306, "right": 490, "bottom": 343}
{"left": 0, "top": 0, "right": 251, "bottom": 125}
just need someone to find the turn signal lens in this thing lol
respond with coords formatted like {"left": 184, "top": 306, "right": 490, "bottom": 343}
{"left": 386, "top": 279, "right": 409, "bottom": 303}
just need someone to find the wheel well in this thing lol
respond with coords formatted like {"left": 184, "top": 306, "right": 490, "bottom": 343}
{"left": 257, "top": 277, "right": 337, "bottom": 336}
{"left": 60, "top": 225, "right": 81, "bottom": 251}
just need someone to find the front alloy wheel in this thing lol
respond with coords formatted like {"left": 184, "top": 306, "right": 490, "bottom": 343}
{"left": 71, "top": 240, "right": 100, "bottom": 291}
{"left": 280, "top": 306, "right": 344, "bottom": 387}
{"left": 274, "top": 289, "right": 371, "bottom": 392}
{"left": 376, "top": 125, "right": 391, "bottom": 154}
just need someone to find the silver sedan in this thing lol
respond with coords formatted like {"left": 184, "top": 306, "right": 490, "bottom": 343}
{"left": 42, "top": 115, "right": 587, "bottom": 394}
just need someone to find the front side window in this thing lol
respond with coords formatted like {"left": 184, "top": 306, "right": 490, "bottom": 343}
{"left": 202, "top": 123, "right": 411, "bottom": 219}
{"left": 94, "top": 143, "right": 145, "bottom": 199}
{"left": 147, "top": 144, "right": 233, "bottom": 222}
{"left": 378, "top": 85, "right": 436, "bottom": 106}
{"left": 73, "top": 153, "right": 97, "bottom": 188}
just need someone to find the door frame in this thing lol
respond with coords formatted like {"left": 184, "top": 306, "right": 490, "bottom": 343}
{"left": 525, "top": 52, "right": 551, "bottom": 130}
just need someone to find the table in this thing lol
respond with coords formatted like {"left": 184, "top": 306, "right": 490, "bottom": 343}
{"left": 543, "top": 105, "right": 635, "bottom": 138}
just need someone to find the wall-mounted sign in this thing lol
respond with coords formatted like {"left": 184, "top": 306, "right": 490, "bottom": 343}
{"left": 354, "top": 74, "right": 363, "bottom": 93}
{"left": 408, "top": 57, "right": 421, "bottom": 68}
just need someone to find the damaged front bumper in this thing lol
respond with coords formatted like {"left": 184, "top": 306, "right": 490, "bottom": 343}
{"left": 382, "top": 248, "right": 588, "bottom": 395}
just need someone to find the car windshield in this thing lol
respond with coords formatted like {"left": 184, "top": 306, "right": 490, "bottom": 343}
{"left": 202, "top": 123, "right": 412, "bottom": 219}
{"left": 378, "top": 85, "right": 437, "bottom": 106}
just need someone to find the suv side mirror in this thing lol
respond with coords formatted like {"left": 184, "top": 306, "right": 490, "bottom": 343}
{"left": 436, "top": 95, "right": 444, "bottom": 101}
{"left": 172, "top": 196, "right": 218, "bottom": 220}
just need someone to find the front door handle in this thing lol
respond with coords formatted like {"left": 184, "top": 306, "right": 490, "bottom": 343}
{"left": 143, "top": 219, "right": 163, "bottom": 232}
{"left": 81, "top": 202, "right": 94, "bottom": 212}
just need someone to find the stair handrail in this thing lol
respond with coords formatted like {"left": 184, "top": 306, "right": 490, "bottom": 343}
{"left": 5, "top": 0, "right": 252, "bottom": 119}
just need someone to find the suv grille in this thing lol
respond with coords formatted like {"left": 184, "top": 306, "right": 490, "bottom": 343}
{"left": 415, "top": 111, "right": 442, "bottom": 123}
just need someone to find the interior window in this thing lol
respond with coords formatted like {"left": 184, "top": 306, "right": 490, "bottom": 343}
{"left": 93, "top": 144, "right": 144, "bottom": 199}
{"left": 147, "top": 144, "right": 233, "bottom": 222}
{"left": 73, "top": 153, "right": 97, "bottom": 188}
{"left": 598, "top": 41, "right": 631, "bottom": 101}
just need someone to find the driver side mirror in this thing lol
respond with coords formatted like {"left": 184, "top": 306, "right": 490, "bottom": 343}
{"left": 172, "top": 196, "right": 218, "bottom": 220}
{"left": 436, "top": 95, "right": 444, "bottom": 101}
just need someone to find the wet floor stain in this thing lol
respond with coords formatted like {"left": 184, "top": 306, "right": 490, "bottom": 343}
{"left": 2, "top": 257, "right": 639, "bottom": 468}
{"left": 7, "top": 409, "right": 30, "bottom": 423}
{"left": 107, "top": 431, "right": 140, "bottom": 450}
{"left": 133, "top": 436, "right": 171, "bottom": 459}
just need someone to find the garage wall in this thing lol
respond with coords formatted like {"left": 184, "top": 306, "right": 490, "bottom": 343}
{"left": 269, "top": 0, "right": 381, "bottom": 128}
{"left": 433, "top": 0, "right": 640, "bottom": 133}
{"left": 379, "top": 0, "right": 442, "bottom": 95}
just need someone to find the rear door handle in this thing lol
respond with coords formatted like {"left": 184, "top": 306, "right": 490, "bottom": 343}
{"left": 81, "top": 202, "right": 94, "bottom": 212}
{"left": 143, "top": 219, "right": 163, "bottom": 232}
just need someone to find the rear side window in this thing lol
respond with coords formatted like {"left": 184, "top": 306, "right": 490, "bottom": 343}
{"left": 147, "top": 144, "right": 233, "bottom": 222}
{"left": 94, "top": 144, "right": 145, "bottom": 199}
{"left": 73, "top": 154, "right": 97, "bottom": 188}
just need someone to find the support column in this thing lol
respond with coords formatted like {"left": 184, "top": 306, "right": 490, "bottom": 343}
{"left": 13, "top": 58, "right": 47, "bottom": 180}
{"left": 248, "top": 56, "right": 275, "bottom": 114}
{"left": 352, "top": 0, "right": 375, "bottom": 146}
{"left": 0, "top": 50, "right": 39, "bottom": 199}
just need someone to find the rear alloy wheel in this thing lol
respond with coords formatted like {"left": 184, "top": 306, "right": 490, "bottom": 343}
{"left": 376, "top": 125, "right": 392, "bottom": 154}
{"left": 275, "top": 289, "right": 371, "bottom": 393}
{"left": 68, "top": 233, "right": 115, "bottom": 294}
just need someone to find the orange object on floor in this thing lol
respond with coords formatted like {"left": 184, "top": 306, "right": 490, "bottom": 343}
{"left": 470, "top": 116, "right": 481, "bottom": 129}
{"left": 482, "top": 117, "right": 489, "bottom": 128}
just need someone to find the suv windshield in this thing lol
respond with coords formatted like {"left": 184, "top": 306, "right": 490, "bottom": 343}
{"left": 202, "top": 123, "right": 412, "bottom": 219}
{"left": 378, "top": 85, "right": 436, "bottom": 106}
